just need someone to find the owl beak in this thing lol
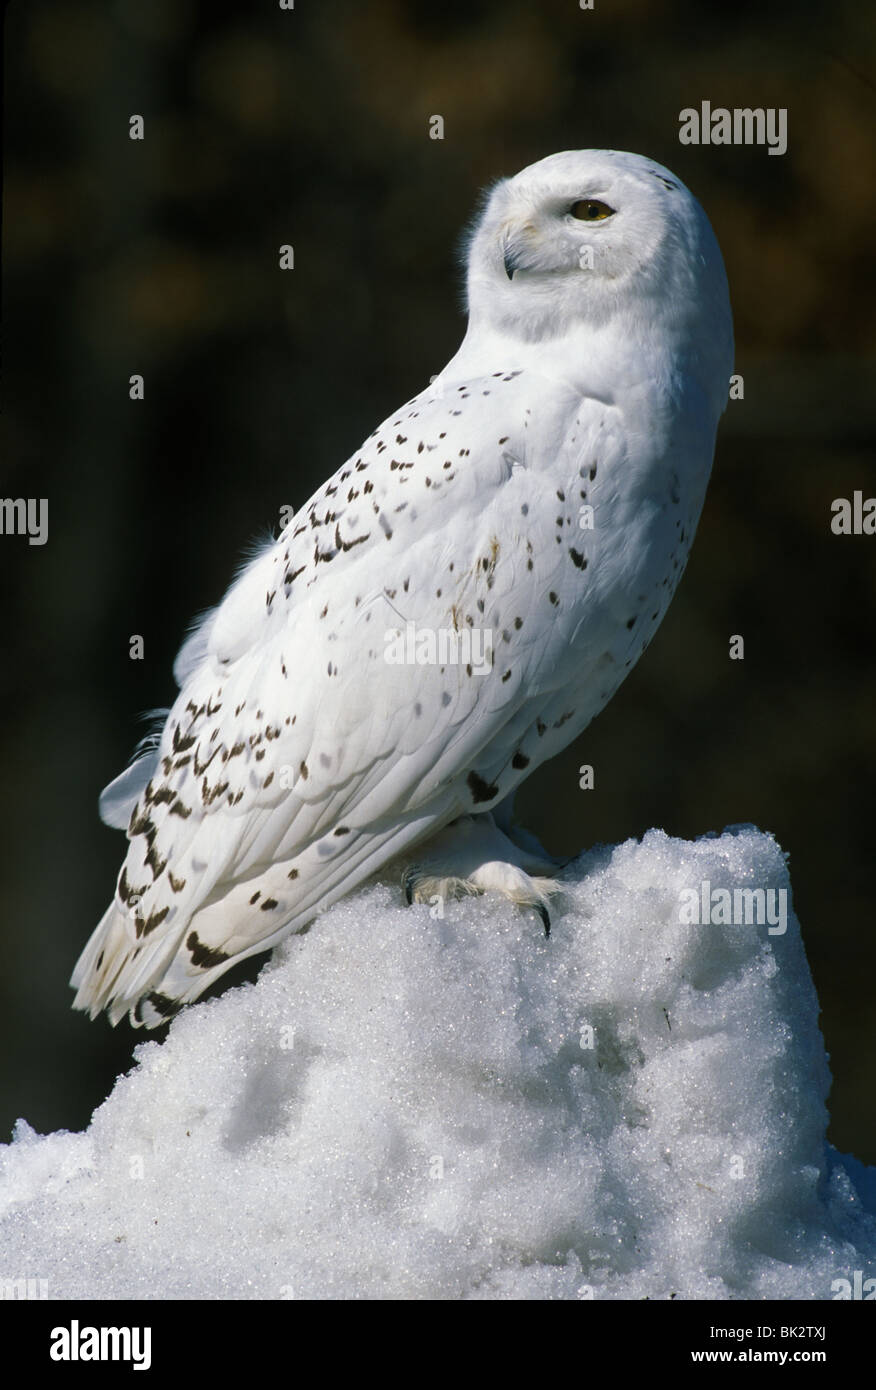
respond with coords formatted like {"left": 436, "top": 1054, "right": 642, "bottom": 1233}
{"left": 501, "top": 222, "right": 537, "bottom": 281}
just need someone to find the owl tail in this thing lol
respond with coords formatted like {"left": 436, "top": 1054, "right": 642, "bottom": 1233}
{"left": 70, "top": 902, "right": 185, "bottom": 1028}
{"left": 72, "top": 811, "right": 452, "bottom": 1028}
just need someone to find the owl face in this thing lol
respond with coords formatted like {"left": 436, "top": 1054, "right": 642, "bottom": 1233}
{"left": 464, "top": 150, "right": 731, "bottom": 365}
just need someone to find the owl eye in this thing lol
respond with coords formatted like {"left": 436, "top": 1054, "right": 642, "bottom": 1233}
{"left": 569, "top": 199, "right": 615, "bottom": 222}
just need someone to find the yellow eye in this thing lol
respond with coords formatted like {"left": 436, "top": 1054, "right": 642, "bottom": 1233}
{"left": 570, "top": 200, "right": 615, "bottom": 222}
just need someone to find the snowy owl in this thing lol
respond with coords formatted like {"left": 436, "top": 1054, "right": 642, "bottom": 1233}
{"left": 72, "top": 150, "right": 733, "bottom": 1027}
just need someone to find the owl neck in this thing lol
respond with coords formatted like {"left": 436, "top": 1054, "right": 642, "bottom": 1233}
{"left": 446, "top": 302, "right": 731, "bottom": 424}
{"left": 442, "top": 316, "right": 675, "bottom": 399}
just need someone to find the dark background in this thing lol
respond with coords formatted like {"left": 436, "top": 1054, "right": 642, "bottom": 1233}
{"left": 2, "top": 0, "right": 874, "bottom": 1160}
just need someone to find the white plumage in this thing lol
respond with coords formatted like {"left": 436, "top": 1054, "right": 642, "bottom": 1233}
{"left": 72, "top": 149, "right": 733, "bottom": 1027}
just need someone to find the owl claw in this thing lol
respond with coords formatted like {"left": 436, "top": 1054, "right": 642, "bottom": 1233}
{"left": 402, "top": 868, "right": 415, "bottom": 906}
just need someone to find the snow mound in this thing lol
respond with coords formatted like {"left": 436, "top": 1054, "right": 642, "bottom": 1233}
{"left": 2, "top": 826, "right": 874, "bottom": 1299}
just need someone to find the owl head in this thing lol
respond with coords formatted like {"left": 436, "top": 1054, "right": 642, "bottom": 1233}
{"left": 463, "top": 149, "right": 733, "bottom": 405}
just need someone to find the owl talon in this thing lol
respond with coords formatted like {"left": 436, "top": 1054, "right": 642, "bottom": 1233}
{"left": 402, "top": 868, "right": 415, "bottom": 905}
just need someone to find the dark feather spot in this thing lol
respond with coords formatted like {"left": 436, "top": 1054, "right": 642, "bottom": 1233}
{"left": 186, "top": 931, "right": 230, "bottom": 969}
{"left": 467, "top": 771, "right": 499, "bottom": 804}
{"left": 146, "top": 991, "right": 178, "bottom": 1020}
{"left": 141, "top": 906, "right": 169, "bottom": 937}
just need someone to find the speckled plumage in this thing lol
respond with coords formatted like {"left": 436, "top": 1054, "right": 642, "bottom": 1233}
{"left": 72, "top": 150, "right": 733, "bottom": 1027}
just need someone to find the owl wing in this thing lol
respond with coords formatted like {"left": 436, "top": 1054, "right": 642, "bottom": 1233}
{"left": 73, "top": 371, "right": 624, "bottom": 1025}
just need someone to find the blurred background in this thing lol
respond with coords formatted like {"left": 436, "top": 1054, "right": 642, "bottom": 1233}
{"left": 2, "top": 0, "right": 875, "bottom": 1160}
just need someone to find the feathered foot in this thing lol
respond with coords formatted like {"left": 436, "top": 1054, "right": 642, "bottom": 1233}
{"left": 400, "top": 813, "right": 561, "bottom": 935}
